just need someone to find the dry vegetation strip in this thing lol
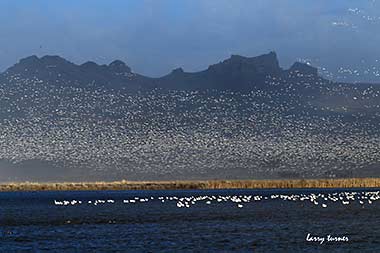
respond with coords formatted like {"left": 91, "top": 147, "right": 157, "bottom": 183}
{"left": 0, "top": 178, "right": 380, "bottom": 192}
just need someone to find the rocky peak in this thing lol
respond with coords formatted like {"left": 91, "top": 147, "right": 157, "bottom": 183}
{"left": 17, "top": 55, "right": 40, "bottom": 65}
{"left": 39, "top": 55, "right": 70, "bottom": 65}
{"left": 208, "top": 51, "right": 282, "bottom": 75}
{"left": 6, "top": 55, "right": 75, "bottom": 75}
{"left": 108, "top": 60, "right": 131, "bottom": 74}
{"left": 80, "top": 61, "right": 101, "bottom": 70}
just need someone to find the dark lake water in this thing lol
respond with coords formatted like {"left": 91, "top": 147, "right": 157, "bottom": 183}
{"left": 0, "top": 188, "right": 379, "bottom": 252}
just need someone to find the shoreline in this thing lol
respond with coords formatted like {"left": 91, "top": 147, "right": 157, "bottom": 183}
{"left": 0, "top": 178, "right": 380, "bottom": 192}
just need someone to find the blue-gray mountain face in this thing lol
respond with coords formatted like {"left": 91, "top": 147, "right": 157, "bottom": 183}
{"left": 0, "top": 52, "right": 379, "bottom": 181}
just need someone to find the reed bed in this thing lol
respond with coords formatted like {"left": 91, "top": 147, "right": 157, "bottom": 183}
{"left": 0, "top": 178, "right": 380, "bottom": 192}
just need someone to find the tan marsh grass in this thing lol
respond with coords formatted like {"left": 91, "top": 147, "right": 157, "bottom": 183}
{"left": 0, "top": 178, "right": 380, "bottom": 192}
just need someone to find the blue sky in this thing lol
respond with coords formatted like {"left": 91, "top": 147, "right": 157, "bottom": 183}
{"left": 1, "top": 0, "right": 380, "bottom": 82}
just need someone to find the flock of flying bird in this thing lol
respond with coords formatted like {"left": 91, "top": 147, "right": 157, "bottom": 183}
{"left": 0, "top": 53, "right": 380, "bottom": 180}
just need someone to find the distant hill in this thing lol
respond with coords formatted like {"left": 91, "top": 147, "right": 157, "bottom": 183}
{"left": 1, "top": 54, "right": 151, "bottom": 90}
{"left": 1, "top": 52, "right": 324, "bottom": 91}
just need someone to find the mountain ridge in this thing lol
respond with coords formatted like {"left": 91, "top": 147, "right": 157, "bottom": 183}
{"left": 1, "top": 52, "right": 321, "bottom": 91}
